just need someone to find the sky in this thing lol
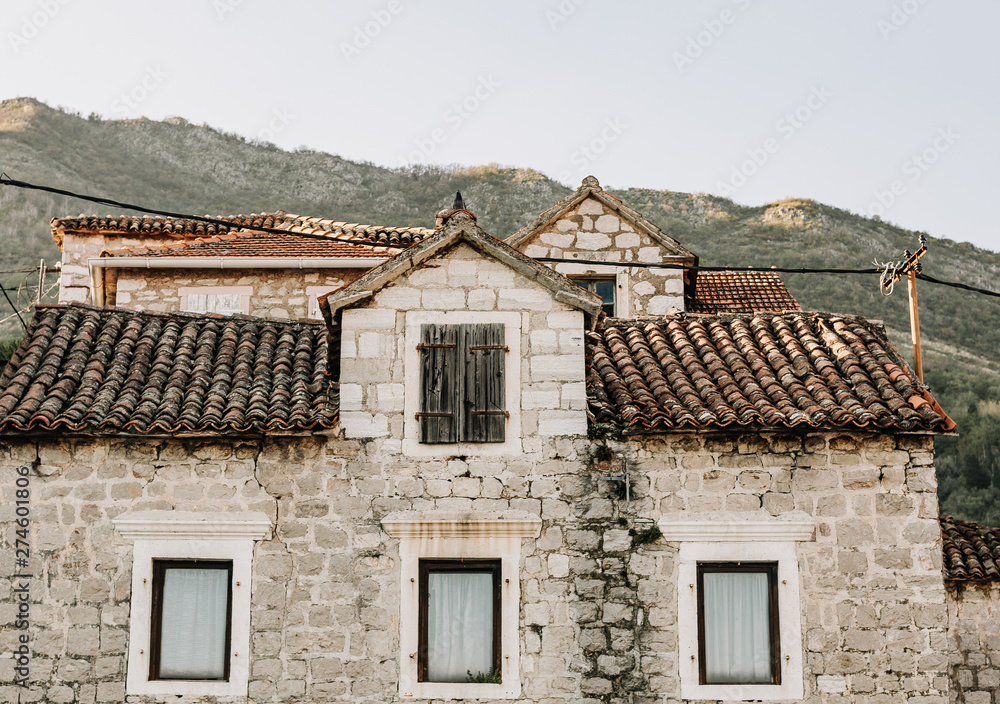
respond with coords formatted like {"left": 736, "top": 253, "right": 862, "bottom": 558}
{"left": 3, "top": 0, "right": 999, "bottom": 252}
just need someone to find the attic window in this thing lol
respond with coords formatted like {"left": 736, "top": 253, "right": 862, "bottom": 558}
{"left": 417, "top": 323, "right": 506, "bottom": 443}
{"left": 573, "top": 277, "right": 616, "bottom": 317}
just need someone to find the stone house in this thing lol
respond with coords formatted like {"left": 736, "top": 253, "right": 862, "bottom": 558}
{"left": 0, "top": 178, "right": 995, "bottom": 704}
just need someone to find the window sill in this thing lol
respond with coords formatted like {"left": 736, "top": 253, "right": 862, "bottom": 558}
{"left": 402, "top": 681, "right": 517, "bottom": 700}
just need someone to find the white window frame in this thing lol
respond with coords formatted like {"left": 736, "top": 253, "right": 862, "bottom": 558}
{"left": 179, "top": 286, "right": 253, "bottom": 315}
{"left": 113, "top": 511, "right": 272, "bottom": 698}
{"left": 554, "top": 262, "right": 629, "bottom": 317}
{"left": 402, "top": 311, "right": 522, "bottom": 457}
{"left": 306, "top": 285, "right": 337, "bottom": 320}
{"left": 659, "top": 513, "right": 814, "bottom": 701}
{"left": 382, "top": 510, "right": 541, "bottom": 700}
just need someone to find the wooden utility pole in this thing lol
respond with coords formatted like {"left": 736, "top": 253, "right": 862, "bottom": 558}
{"left": 878, "top": 235, "right": 928, "bottom": 382}
{"left": 907, "top": 268, "right": 923, "bottom": 381}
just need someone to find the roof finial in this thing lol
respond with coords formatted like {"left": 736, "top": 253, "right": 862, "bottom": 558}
{"left": 581, "top": 175, "right": 600, "bottom": 189}
{"left": 453, "top": 191, "right": 466, "bottom": 210}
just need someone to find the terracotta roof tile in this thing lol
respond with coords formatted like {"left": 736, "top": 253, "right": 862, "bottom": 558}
{"left": 586, "top": 312, "right": 953, "bottom": 432}
{"left": 941, "top": 516, "right": 1000, "bottom": 581}
{"left": 53, "top": 211, "right": 436, "bottom": 249}
{"left": 689, "top": 270, "right": 800, "bottom": 314}
{"left": 103, "top": 231, "right": 391, "bottom": 259}
{"left": 0, "top": 305, "right": 336, "bottom": 436}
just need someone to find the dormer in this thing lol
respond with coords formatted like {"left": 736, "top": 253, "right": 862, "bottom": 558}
{"left": 508, "top": 175, "right": 697, "bottom": 317}
{"left": 321, "top": 208, "right": 602, "bottom": 456}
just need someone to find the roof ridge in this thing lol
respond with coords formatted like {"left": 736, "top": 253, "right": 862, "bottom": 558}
{"left": 33, "top": 302, "right": 328, "bottom": 328}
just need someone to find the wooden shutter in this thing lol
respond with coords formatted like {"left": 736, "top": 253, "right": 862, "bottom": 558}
{"left": 418, "top": 325, "right": 458, "bottom": 443}
{"left": 463, "top": 323, "right": 506, "bottom": 443}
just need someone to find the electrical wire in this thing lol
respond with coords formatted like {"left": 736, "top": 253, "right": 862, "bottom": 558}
{"left": 917, "top": 273, "right": 1000, "bottom": 299}
{"left": 0, "top": 174, "right": 410, "bottom": 249}
{"left": 4, "top": 175, "right": 1000, "bottom": 300}
{"left": 0, "top": 283, "right": 25, "bottom": 330}
{"left": 535, "top": 256, "right": 879, "bottom": 275}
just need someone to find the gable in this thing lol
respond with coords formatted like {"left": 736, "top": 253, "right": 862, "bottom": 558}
{"left": 321, "top": 212, "right": 602, "bottom": 320}
{"left": 507, "top": 177, "right": 694, "bottom": 261}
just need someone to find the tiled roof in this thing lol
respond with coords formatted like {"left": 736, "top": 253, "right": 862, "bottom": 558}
{"left": 103, "top": 231, "right": 391, "bottom": 259}
{"left": 586, "top": 312, "right": 953, "bottom": 433}
{"left": 0, "top": 305, "right": 337, "bottom": 436}
{"left": 53, "top": 212, "right": 436, "bottom": 248}
{"left": 688, "top": 270, "right": 800, "bottom": 314}
{"left": 941, "top": 516, "right": 1000, "bottom": 581}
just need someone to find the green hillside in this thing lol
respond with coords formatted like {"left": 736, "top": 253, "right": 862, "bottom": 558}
{"left": 2, "top": 97, "right": 998, "bottom": 521}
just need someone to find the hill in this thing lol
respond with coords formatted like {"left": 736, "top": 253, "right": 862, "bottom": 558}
{"left": 2, "top": 97, "right": 999, "bottom": 520}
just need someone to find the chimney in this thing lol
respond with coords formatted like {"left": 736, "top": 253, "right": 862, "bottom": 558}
{"left": 436, "top": 191, "right": 476, "bottom": 227}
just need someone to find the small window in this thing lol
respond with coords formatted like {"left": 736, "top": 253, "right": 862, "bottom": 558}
{"left": 185, "top": 293, "right": 243, "bottom": 315}
{"left": 697, "top": 562, "right": 779, "bottom": 685}
{"left": 150, "top": 560, "right": 233, "bottom": 681}
{"left": 418, "top": 323, "right": 506, "bottom": 444}
{"left": 179, "top": 287, "right": 252, "bottom": 315}
{"left": 573, "top": 277, "right": 616, "bottom": 317}
{"left": 419, "top": 559, "right": 501, "bottom": 683}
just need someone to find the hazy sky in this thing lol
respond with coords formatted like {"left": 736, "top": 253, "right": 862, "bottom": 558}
{"left": 4, "top": 0, "right": 998, "bottom": 252}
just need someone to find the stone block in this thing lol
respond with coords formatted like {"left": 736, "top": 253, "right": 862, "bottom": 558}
{"left": 342, "top": 308, "right": 395, "bottom": 329}
{"left": 340, "top": 412, "right": 389, "bottom": 438}
{"left": 467, "top": 288, "right": 496, "bottom": 310}
{"left": 498, "top": 288, "right": 553, "bottom": 311}
{"left": 374, "top": 285, "right": 421, "bottom": 310}
{"left": 539, "top": 411, "right": 587, "bottom": 436}
{"left": 421, "top": 288, "right": 466, "bottom": 310}
{"left": 532, "top": 355, "right": 584, "bottom": 382}
{"left": 616, "top": 232, "right": 641, "bottom": 248}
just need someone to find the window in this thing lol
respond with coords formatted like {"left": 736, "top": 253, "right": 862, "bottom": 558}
{"left": 150, "top": 560, "right": 233, "bottom": 681}
{"left": 382, "top": 509, "right": 540, "bottom": 699}
{"left": 417, "top": 323, "right": 506, "bottom": 443}
{"left": 419, "top": 560, "right": 501, "bottom": 683}
{"left": 113, "top": 511, "right": 271, "bottom": 698}
{"left": 660, "top": 514, "right": 812, "bottom": 701}
{"left": 306, "top": 286, "right": 336, "bottom": 320}
{"left": 179, "top": 286, "right": 252, "bottom": 315}
{"left": 573, "top": 277, "right": 616, "bottom": 317}
{"left": 697, "top": 562, "right": 779, "bottom": 686}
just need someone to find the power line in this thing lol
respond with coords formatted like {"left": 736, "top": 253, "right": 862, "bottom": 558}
{"left": 534, "top": 256, "right": 879, "bottom": 275}
{"left": 4, "top": 174, "right": 1000, "bottom": 300}
{"left": 0, "top": 174, "right": 410, "bottom": 250}
{"left": 917, "top": 272, "right": 1000, "bottom": 299}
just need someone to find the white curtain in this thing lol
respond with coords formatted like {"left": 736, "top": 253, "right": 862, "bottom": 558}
{"left": 159, "top": 567, "right": 229, "bottom": 679}
{"left": 185, "top": 293, "right": 243, "bottom": 315}
{"left": 427, "top": 572, "right": 493, "bottom": 682}
{"left": 703, "top": 571, "right": 772, "bottom": 684}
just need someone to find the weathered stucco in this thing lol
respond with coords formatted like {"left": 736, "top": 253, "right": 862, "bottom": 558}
{"left": 513, "top": 196, "right": 688, "bottom": 316}
{"left": 0, "top": 430, "right": 956, "bottom": 704}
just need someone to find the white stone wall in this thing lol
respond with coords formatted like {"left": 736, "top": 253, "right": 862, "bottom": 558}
{"left": 0, "top": 431, "right": 951, "bottom": 703}
{"left": 112, "top": 268, "right": 365, "bottom": 320}
{"left": 515, "top": 196, "right": 687, "bottom": 316}
{"left": 947, "top": 583, "right": 1000, "bottom": 704}
{"left": 338, "top": 242, "right": 588, "bottom": 448}
{"left": 57, "top": 233, "right": 179, "bottom": 304}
